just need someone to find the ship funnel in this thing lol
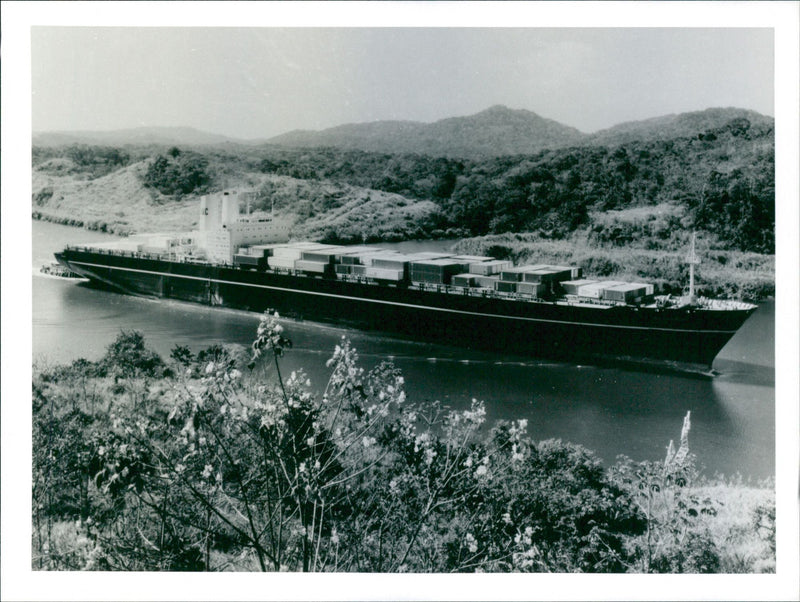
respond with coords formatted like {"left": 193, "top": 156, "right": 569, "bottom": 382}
{"left": 221, "top": 191, "right": 240, "bottom": 225}
{"left": 200, "top": 194, "right": 222, "bottom": 231}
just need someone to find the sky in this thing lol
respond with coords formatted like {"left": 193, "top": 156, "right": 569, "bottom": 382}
{"left": 31, "top": 27, "right": 774, "bottom": 139}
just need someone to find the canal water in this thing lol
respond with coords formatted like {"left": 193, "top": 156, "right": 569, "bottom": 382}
{"left": 32, "top": 220, "right": 775, "bottom": 479}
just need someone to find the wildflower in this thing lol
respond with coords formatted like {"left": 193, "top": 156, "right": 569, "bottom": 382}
{"left": 425, "top": 447, "right": 437, "bottom": 466}
{"left": 205, "top": 362, "right": 215, "bottom": 374}
{"left": 465, "top": 533, "right": 478, "bottom": 554}
{"left": 202, "top": 464, "right": 213, "bottom": 479}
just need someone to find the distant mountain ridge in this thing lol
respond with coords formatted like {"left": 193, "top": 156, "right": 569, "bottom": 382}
{"left": 588, "top": 107, "right": 774, "bottom": 147}
{"left": 33, "top": 106, "right": 773, "bottom": 158}
{"left": 268, "top": 105, "right": 588, "bottom": 158}
{"left": 32, "top": 126, "right": 238, "bottom": 148}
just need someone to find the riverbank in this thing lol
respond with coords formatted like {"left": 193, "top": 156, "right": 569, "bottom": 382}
{"left": 32, "top": 329, "right": 775, "bottom": 573}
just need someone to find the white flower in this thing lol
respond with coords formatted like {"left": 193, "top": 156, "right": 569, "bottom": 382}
{"left": 202, "top": 464, "right": 213, "bottom": 479}
{"left": 465, "top": 532, "right": 478, "bottom": 554}
{"left": 475, "top": 465, "right": 487, "bottom": 477}
{"left": 425, "top": 447, "right": 437, "bottom": 465}
{"left": 205, "top": 362, "right": 215, "bottom": 374}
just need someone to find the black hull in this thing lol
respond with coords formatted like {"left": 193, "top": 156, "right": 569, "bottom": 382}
{"left": 56, "top": 249, "right": 756, "bottom": 369}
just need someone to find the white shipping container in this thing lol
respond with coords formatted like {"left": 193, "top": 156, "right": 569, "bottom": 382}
{"left": 268, "top": 256, "right": 297, "bottom": 270}
{"left": 365, "top": 267, "right": 404, "bottom": 281}
{"left": 294, "top": 260, "right": 328, "bottom": 273}
{"left": 577, "top": 281, "right": 626, "bottom": 299}
{"left": 561, "top": 279, "right": 599, "bottom": 295}
{"left": 272, "top": 248, "right": 304, "bottom": 260}
{"left": 469, "top": 260, "right": 513, "bottom": 275}
{"left": 473, "top": 275, "right": 499, "bottom": 288}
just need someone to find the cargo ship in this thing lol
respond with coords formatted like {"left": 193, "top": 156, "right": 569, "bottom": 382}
{"left": 55, "top": 191, "right": 757, "bottom": 370}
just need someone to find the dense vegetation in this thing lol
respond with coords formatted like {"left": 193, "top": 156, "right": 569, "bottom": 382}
{"left": 254, "top": 115, "right": 774, "bottom": 253}
{"left": 33, "top": 321, "right": 775, "bottom": 572}
{"left": 141, "top": 147, "right": 212, "bottom": 197}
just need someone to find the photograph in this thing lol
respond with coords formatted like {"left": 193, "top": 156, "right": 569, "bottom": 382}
{"left": 2, "top": 2, "right": 798, "bottom": 601}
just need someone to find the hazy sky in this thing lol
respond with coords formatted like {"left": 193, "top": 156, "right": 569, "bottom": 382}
{"left": 32, "top": 27, "right": 773, "bottom": 139}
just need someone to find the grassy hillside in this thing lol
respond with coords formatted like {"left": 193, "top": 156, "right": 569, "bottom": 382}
{"left": 31, "top": 153, "right": 439, "bottom": 242}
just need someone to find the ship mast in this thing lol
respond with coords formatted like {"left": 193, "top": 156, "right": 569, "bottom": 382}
{"left": 685, "top": 232, "right": 701, "bottom": 303}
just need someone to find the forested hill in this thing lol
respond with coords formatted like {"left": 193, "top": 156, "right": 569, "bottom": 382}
{"left": 268, "top": 105, "right": 588, "bottom": 159}
{"left": 588, "top": 108, "right": 774, "bottom": 148}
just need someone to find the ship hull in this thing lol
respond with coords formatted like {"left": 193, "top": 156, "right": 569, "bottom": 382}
{"left": 56, "top": 249, "right": 756, "bottom": 369}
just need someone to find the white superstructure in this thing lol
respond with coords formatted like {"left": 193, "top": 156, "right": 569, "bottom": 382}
{"left": 197, "top": 191, "right": 291, "bottom": 263}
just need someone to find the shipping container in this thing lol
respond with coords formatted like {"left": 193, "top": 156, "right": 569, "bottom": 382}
{"left": 451, "top": 273, "right": 475, "bottom": 288}
{"left": 371, "top": 254, "right": 410, "bottom": 270}
{"left": 576, "top": 281, "right": 626, "bottom": 299}
{"left": 602, "top": 283, "right": 649, "bottom": 303}
{"left": 473, "top": 275, "right": 500, "bottom": 288}
{"left": 233, "top": 254, "right": 265, "bottom": 268}
{"left": 469, "top": 259, "right": 513, "bottom": 276}
{"left": 268, "top": 256, "right": 297, "bottom": 270}
{"left": 336, "top": 247, "right": 382, "bottom": 264}
{"left": 410, "top": 259, "right": 464, "bottom": 285}
{"left": 499, "top": 266, "right": 539, "bottom": 282}
{"left": 494, "top": 280, "right": 518, "bottom": 293}
{"left": 517, "top": 281, "right": 546, "bottom": 296}
{"left": 294, "top": 259, "right": 329, "bottom": 273}
{"left": 365, "top": 267, "right": 404, "bottom": 281}
{"left": 272, "top": 242, "right": 331, "bottom": 260}
{"left": 301, "top": 251, "right": 337, "bottom": 263}
{"left": 560, "top": 279, "right": 599, "bottom": 295}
